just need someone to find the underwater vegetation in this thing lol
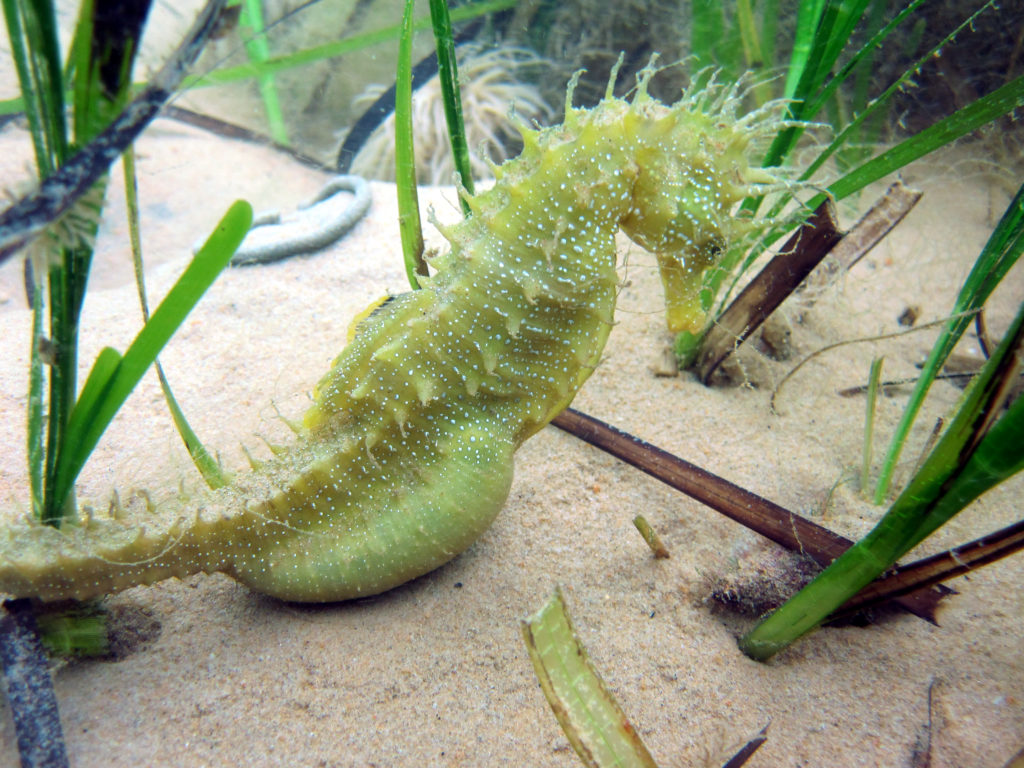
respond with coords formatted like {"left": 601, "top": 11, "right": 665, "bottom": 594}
{"left": 1, "top": 0, "right": 1023, "bottom": 765}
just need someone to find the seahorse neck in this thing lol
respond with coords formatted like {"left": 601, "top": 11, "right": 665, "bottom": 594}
{"left": 431, "top": 120, "right": 639, "bottom": 443}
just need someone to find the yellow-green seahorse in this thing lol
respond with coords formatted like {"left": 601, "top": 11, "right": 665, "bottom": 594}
{"left": 0, "top": 61, "right": 788, "bottom": 603}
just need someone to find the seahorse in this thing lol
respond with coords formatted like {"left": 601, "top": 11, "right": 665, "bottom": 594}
{"left": 0, "top": 60, "right": 789, "bottom": 603}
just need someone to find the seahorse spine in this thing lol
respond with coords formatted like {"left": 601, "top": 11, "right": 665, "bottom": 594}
{"left": 0, "top": 60, "right": 790, "bottom": 603}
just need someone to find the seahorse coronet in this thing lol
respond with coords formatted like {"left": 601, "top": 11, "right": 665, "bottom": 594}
{"left": 0, "top": 56, "right": 798, "bottom": 603}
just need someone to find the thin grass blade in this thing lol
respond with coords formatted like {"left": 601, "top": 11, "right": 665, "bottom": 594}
{"left": 69, "top": 0, "right": 152, "bottom": 144}
{"left": 396, "top": 0, "right": 425, "bottom": 289}
{"left": 153, "top": 367, "right": 229, "bottom": 489}
{"left": 3, "top": 0, "right": 70, "bottom": 522}
{"left": 873, "top": 184, "right": 1024, "bottom": 501}
{"left": 238, "top": 0, "right": 288, "bottom": 144}
{"left": 27, "top": 279, "right": 44, "bottom": 519}
{"left": 38, "top": 0, "right": 153, "bottom": 525}
{"left": 862, "top": 356, "right": 884, "bottom": 494}
{"left": 795, "top": 0, "right": 990, "bottom": 186}
{"left": 827, "top": 75, "right": 1024, "bottom": 204}
{"left": 735, "top": 0, "right": 761, "bottom": 68}
{"left": 783, "top": 0, "right": 825, "bottom": 98}
{"left": 176, "top": 0, "right": 516, "bottom": 92}
{"left": 50, "top": 344, "right": 121, "bottom": 516}
{"left": 817, "top": 1, "right": 873, "bottom": 88}
{"left": 735, "top": 0, "right": 775, "bottom": 105}
{"left": 839, "top": 0, "right": 888, "bottom": 169}
{"left": 764, "top": 0, "right": 871, "bottom": 170}
{"left": 1, "top": 0, "right": 68, "bottom": 174}
{"left": 740, "top": 299, "right": 1024, "bottom": 661}
{"left": 429, "top": 0, "right": 473, "bottom": 211}
{"left": 49, "top": 200, "right": 251, "bottom": 513}
{"left": 123, "top": 147, "right": 228, "bottom": 489}
{"left": 758, "top": 0, "right": 781, "bottom": 83}
{"left": 690, "top": 0, "right": 725, "bottom": 74}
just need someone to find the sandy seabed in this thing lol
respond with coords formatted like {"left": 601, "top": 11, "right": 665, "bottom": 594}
{"left": 0, "top": 119, "right": 1021, "bottom": 767}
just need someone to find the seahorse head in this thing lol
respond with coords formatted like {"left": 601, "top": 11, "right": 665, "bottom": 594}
{"left": 614, "top": 62, "right": 792, "bottom": 333}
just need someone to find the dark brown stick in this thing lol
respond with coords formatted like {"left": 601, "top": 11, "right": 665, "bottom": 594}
{"left": 827, "top": 180, "right": 922, "bottom": 272}
{"left": 833, "top": 518, "right": 1024, "bottom": 618}
{"left": 696, "top": 200, "right": 843, "bottom": 383}
{"left": 551, "top": 407, "right": 949, "bottom": 623}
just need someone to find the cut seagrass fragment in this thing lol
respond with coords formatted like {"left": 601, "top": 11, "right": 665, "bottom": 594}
{"left": 522, "top": 588, "right": 658, "bottom": 768}
{"left": 633, "top": 515, "right": 670, "bottom": 559}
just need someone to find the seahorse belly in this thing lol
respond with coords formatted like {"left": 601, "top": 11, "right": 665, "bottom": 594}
{"left": 0, "top": 60, "right": 789, "bottom": 603}
{"left": 231, "top": 413, "right": 516, "bottom": 601}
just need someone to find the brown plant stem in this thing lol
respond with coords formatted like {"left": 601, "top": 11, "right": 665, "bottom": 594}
{"left": 831, "top": 518, "right": 1024, "bottom": 619}
{"left": 551, "top": 407, "right": 950, "bottom": 622}
{"left": 696, "top": 200, "right": 843, "bottom": 383}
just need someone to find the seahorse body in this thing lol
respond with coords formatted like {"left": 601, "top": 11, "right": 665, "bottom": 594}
{"left": 0, "top": 62, "right": 787, "bottom": 603}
